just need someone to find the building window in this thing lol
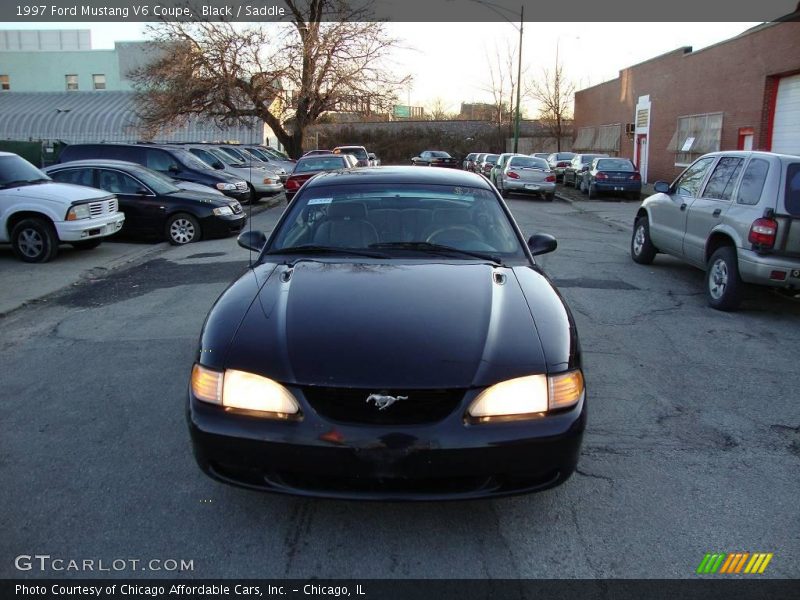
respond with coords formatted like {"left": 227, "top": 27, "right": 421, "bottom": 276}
{"left": 0, "top": 75, "right": 9, "bottom": 91}
{"left": 92, "top": 74, "right": 106, "bottom": 90}
{"left": 668, "top": 112, "right": 723, "bottom": 166}
{"left": 65, "top": 74, "right": 79, "bottom": 91}
{"left": 573, "top": 124, "right": 620, "bottom": 155}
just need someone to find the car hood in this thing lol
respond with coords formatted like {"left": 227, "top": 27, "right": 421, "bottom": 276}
{"left": 175, "top": 180, "right": 225, "bottom": 196}
{"left": 2, "top": 181, "right": 110, "bottom": 203}
{"left": 166, "top": 188, "right": 237, "bottom": 206}
{"left": 224, "top": 261, "right": 549, "bottom": 389}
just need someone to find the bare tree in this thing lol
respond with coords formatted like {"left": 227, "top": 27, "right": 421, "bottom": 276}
{"left": 480, "top": 41, "right": 518, "bottom": 127}
{"left": 527, "top": 61, "right": 575, "bottom": 152}
{"left": 426, "top": 97, "right": 454, "bottom": 121}
{"left": 130, "top": 1, "right": 409, "bottom": 157}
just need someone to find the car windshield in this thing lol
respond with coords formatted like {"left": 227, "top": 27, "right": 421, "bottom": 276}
{"left": 428, "top": 151, "right": 451, "bottom": 158}
{"left": 171, "top": 148, "right": 216, "bottom": 170}
{"left": 269, "top": 182, "right": 526, "bottom": 261}
{"left": 140, "top": 167, "right": 194, "bottom": 192}
{"left": 485, "top": 155, "right": 499, "bottom": 164}
{"left": 243, "top": 147, "right": 273, "bottom": 162}
{"left": 262, "top": 147, "right": 291, "bottom": 160}
{"left": 207, "top": 148, "right": 245, "bottom": 167}
{"left": 597, "top": 159, "right": 635, "bottom": 171}
{"left": 336, "top": 147, "right": 368, "bottom": 159}
{"left": 128, "top": 167, "right": 181, "bottom": 195}
{"left": 294, "top": 157, "right": 347, "bottom": 173}
{"left": 0, "top": 155, "right": 51, "bottom": 187}
{"left": 510, "top": 157, "right": 548, "bottom": 169}
{"left": 217, "top": 147, "right": 250, "bottom": 162}
{"left": 557, "top": 153, "right": 576, "bottom": 160}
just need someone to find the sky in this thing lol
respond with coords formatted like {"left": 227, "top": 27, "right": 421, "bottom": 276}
{"left": 1, "top": 20, "right": 761, "bottom": 116}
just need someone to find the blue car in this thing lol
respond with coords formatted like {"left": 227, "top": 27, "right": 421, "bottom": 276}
{"left": 580, "top": 157, "right": 642, "bottom": 200}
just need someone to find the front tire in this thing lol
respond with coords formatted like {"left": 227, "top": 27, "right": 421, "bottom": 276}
{"left": 580, "top": 177, "right": 588, "bottom": 194}
{"left": 11, "top": 218, "right": 59, "bottom": 263}
{"left": 166, "top": 213, "right": 201, "bottom": 245}
{"left": 631, "top": 217, "right": 657, "bottom": 264}
{"left": 588, "top": 183, "right": 597, "bottom": 199}
{"left": 706, "top": 246, "right": 743, "bottom": 311}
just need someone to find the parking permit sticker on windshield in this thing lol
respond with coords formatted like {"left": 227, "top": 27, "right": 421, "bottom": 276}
{"left": 307, "top": 198, "right": 333, "bottom": 205}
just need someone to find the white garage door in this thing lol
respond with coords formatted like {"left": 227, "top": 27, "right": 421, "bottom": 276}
{"left": 772, "top": 73, "right": 800, "bottom": 156}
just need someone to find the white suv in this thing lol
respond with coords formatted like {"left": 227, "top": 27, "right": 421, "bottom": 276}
{"left": 0, "top": 152, "right": 125, "bottom": 262}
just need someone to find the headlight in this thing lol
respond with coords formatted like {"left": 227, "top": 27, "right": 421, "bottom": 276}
{"left": 215, "top": 183, "right": 236, "bottom": 191}
{"left": 212, "top": 206, "right": 233, "bottom": 216}
{"left": 191, "top": 365, "right": 301, "bottom": 419}
{"left": 66, "top": 204, "right": 91, "bottom": 221}
{"left": 263, "top": 177, "right": 275, "bottom": 184}
{"left": 467, "top": 370, "right": 584, "bottom": 422}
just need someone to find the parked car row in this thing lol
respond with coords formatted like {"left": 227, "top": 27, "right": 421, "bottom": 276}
{"left": 462, "top": 151, "right": 556, "bottom": 201}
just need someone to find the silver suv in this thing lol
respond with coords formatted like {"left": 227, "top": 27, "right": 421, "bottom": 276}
{"left": 630, "top": 151, "right": 800, "bottom": 310}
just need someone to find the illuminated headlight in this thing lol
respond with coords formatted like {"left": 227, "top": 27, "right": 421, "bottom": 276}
{"left": 212, "top": 206, "right": 233, "bottom": 216}
{"left": 66, "top": 204, "right": 91, "bottom": 221}
{"left": 191, "top": 365, "right": 301, "bottom": 419}
{"left": 215, "top": 183, "right": 236, "bottom": 191}
{"left": 467, "top": 370, "right": 584, "bottom": 422}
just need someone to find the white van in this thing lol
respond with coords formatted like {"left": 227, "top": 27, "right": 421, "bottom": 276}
{"left": 0, "top": 152, "right": 124, "bottom": 262}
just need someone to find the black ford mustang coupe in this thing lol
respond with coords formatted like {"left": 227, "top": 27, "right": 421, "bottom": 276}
{"left": 188, "top": 166, "right": 585, "bottom": 500}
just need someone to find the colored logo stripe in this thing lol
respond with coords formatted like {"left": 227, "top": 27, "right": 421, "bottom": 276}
{"left": 697, "top": 553, "right": 773, "bottom": 574}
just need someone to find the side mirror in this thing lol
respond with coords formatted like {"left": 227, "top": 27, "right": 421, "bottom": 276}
{"left": 527, "top": 233, "right": 557, "bottom": 256}
{"left": 237, "top": 230, "right": 267, "bottom": 252}
{"left": 168, "top": 164, "right": 179, "bottom": 173}
{"left": 654, "top": 180, "right": 670, "bottom": 193}
{"left": 135, "top": 187, "right": 149, "bottom": 195}
{"left": 214, "top": 162, "right": 225, "bottom": 170}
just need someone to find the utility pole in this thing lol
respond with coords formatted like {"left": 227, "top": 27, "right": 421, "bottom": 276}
{"left": 512, "top": 5, "right": 523, "bottom": 153}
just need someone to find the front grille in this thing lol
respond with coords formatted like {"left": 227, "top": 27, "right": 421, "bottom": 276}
{"left": 235, "top": 181, "right": 248, "bottom": 191}
{"left": 230, "top": 202, "right": 243, "bottom": 214}
{"left": 303, "top": 387, "right": 464, "bottom": 425}
{"left": 87, "top": 197, "right": 117, "bottom": 217}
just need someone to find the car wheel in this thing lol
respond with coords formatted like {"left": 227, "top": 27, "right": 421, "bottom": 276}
{"left": 10, "top": 218, "right": 59, "bottom": 263}
{"left": 588, "top": 183, "right": 596, "bottom": 199}
{"left": 70, "top": 239, "right": 102, "bottom": 250}
{"left": 166, "top": 213, "right": 201, "bottom": 245}
{"left": 580, "top": 178, "right": 588, "bottom": 194}
{"left": 631, "top": 217, "right": 657, "bottom": 264}
{"left": 706, "top": 246, "right": 744, "bottom": 311}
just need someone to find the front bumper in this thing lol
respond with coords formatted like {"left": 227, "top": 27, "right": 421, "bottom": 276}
{"left": 199, "top": 213, "right": 247, "bottom": 239}
{"left": 55, "top": 212, "right": 125, "bottom": 241}
{"left": 221, "top": 188, "right": 251, "bottom": 202}
{"left": 252, "top": 181, "right": 284, "bottom": 194}
{"left": 188, "top": 388, "right": 586, "bottom": 500}
{"left": 738, "top": 248, "right": 800, "bottom": 288}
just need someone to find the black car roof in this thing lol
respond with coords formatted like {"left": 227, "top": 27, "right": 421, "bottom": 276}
{"left": 303, "top": 166, "right": 493, "bottom": 189}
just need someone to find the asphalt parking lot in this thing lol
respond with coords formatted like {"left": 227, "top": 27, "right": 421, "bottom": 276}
{"left": 1, "top": 193, "right": 798, "bottom": 579}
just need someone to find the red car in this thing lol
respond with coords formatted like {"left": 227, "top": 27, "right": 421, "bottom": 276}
{"left": 284, "top": 154, "right": 353, "bottom": 202}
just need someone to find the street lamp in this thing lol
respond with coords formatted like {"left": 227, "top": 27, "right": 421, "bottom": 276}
{"left": 471, "top": 1, "right": 524, "bottom": 153}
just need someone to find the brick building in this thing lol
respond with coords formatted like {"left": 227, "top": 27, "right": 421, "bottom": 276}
{"left": 572, "top": 21, "right": 800, "bottom": 184}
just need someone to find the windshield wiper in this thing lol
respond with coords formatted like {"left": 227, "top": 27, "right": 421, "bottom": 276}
{"left": 265, "top": 244, "right": 389, "bottom": 260}
{"left": 369, "top": 242, "right": 504, "bottom": 265}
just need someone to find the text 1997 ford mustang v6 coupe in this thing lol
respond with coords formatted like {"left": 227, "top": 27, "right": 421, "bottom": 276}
{"left": 188, "top": 166, "right": 585, "bottom": 500}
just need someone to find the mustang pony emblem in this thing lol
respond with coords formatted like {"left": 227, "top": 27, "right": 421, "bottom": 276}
{"left": 366, "top": 393, "right": 408, "bottom": 410}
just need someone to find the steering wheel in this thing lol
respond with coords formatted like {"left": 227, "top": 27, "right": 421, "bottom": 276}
{"left": 425, "top": 225, "right": 484, "bottom": 245}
